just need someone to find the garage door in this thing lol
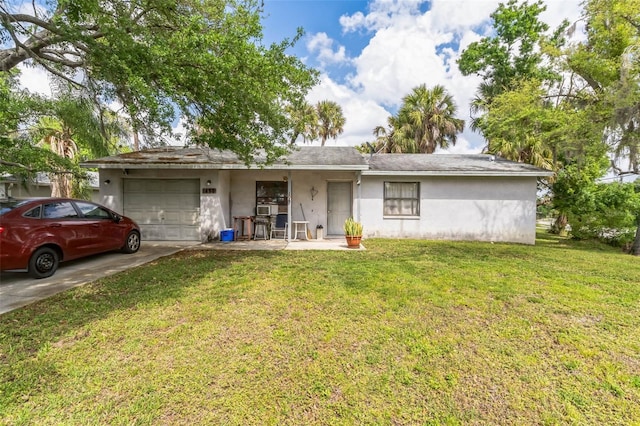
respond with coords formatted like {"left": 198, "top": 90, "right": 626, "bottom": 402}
{"left": 123, "top": 179, "right": 200, "bottom": 241}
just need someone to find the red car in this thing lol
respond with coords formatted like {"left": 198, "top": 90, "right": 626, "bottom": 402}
{"left": 0, "top": 198, "right": 141, "bottom": 278}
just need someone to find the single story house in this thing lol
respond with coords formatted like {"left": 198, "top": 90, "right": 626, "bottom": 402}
{"left": 82, "top": 146, "right": 553, "bottom": 244}
{"left": 1, "top": 172, "right": 100, "bottom": 201}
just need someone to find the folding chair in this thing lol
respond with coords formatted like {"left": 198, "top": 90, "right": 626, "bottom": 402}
{"left": 270, "top": 213, "right": 288, "bottom": 239}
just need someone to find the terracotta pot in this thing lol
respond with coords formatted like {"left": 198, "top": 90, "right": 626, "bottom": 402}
{"left": 345, "top": 235, "right": 362, "bottom": 248}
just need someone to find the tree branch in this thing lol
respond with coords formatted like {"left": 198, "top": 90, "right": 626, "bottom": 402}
{"left": 37, "top": 60, "right": 85, "bottom": 88}
{"left": 39, "top": 51, "right": 85, "bottom": 68}
{"left": 1, "top": 12, "right": 65, "bottom": 35}
{"left": 0, "top": 158, "right": 33, "bottom": 172}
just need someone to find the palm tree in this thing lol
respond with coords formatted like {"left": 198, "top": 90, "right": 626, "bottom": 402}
{"left": 371, "top": 115, "right": 415, "bottom": 153}
{"left": 315, "top": 100, "right": 345, "bottom": 146}
{"left": 286, "top": 100, "right": 318, "bottom": 144}
{"left": 395, "top": 84, "right": 465, "bottom": 153}
{"left": 37, "top": 118, "right": 78, "bottom": 198}
{"left": 32, "top": 97, "right": 129, "bottom": 197}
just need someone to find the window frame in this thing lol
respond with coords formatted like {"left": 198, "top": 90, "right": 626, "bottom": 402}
{"left": 256, "top": 181, "right": 288, "bottom": 210}
{"left": 74, "top": 201, "right": 113, "bottom": 220}
{"left": 42, "top": 201, "right": 79, "bottom": 219}
{"left": 383, "top": 181, "right": 420, "bottom": 218}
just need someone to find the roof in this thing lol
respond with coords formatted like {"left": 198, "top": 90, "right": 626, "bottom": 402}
{"left": 364, "top": 153, "right": 554, "bottom": 177}
{"left": 81, "top": 146, "right": 369, "bottom": 171}
{"left": 81, "top": 146, "right": 553, "bottom": 177}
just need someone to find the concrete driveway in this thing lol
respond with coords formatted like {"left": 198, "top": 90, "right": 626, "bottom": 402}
{"left": 0, "top": 242, "right": 197, "bottom": 315}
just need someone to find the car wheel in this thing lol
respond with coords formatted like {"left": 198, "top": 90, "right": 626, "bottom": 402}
{"left": 28, "top": 247, "right": 59, "bottom": 279}
{"left": 122, "top": 231, "right": 141, "bottom": 253}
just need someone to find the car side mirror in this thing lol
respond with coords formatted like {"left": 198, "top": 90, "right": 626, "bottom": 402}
{"left": 113, "top": 214, "right": 122, "bottom": 223}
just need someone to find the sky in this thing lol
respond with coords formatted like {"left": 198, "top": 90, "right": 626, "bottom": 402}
{"left": 260, "top": 0, "right": 584, "bottom": 153}
{"left": 14, "top": 0, "right": 585, "bottom": 154}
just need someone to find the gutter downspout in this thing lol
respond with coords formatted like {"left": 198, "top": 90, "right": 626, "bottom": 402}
{"left": 356, "top": 171, "right": 362, "bottom": 223}
{"left": 287, "top": 170, "right": 292, "bottom": 242}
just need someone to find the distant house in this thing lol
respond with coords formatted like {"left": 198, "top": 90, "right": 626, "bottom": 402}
{"left": 0, "top": 172, "right": 100, "bottom": 201}
{"left": 82, "top": 146, "right": 552, "bottom": 244}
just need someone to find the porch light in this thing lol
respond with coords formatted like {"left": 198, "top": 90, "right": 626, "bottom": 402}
{"left": 310, "top": 186, "right": 318, "bottom": 201}
{"left": 206, "top": 180, "right": 212, "bottom": 186}
{"left": 104, "top": 179, "right": 111, "bottom": 185}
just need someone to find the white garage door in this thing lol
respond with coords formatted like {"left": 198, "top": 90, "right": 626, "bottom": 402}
{"left": 124, "top": 179, "right": 200, "bottom": 241}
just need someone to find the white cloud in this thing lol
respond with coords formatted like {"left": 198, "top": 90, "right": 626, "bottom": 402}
{"left": 301, "top": 75, "right": 391, "bottom": 147}
{"left": 17, "top": 65, "right": 52, "bottom": 97}
{"left": 339, "top": 11, "right": 367, "bottom": 33}
{"left": 304, "top": 0, "right": 583, "bottom": 153}
{"left": 306, "top": 33, "right": 350, "bottom": 68}
{"left": 348, "top": 22, "right": 454, "bottom": 107}
{"left": 427, "top": 1, "right": 500, "bottom": 33}
{"left": 440, "top": 135, "right": 478, "bottom": 154}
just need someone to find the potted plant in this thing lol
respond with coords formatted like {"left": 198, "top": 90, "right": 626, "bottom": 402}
{"left": 344, "top": 217, "right": 363, "bottom": 248}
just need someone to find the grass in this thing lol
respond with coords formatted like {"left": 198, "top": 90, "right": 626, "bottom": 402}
{"left": 1, "top": 232, "right": 640, "bottom": 425}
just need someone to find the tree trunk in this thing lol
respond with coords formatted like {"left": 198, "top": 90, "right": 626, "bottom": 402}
{"left": 133, "top": 131, "right": 140, "bottom": 151}
{"left": 50, "top": 174, "right": 73, "bottom": 198}
{"left": 551, "top": 213, "right": 568, "bottom": 235}
{"left": 631, "top": 214, "right": 640, "bottom": 256}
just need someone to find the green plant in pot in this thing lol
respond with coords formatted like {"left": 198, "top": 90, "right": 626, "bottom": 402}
{"left": 344, "top": 217, "right": 363, "bottom": 248}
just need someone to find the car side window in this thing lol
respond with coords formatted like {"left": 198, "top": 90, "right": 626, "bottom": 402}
{"left": 43, "top": 202, "right": 79, "bottom": 219}
{"left": 23, "top": 206, "right": 42, "bottom": 218}
{"left": 75, "top": 202, "right": 111, "bottom": 219}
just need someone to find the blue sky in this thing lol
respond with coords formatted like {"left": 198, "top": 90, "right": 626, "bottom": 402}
{"left": 260, "top": 0, "right": 584, "bottom": 152}
{"left": 263, "top": 1, "right": 372, "bottom": 61}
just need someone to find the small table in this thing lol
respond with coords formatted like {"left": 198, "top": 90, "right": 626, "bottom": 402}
{"left": 233, "top": 216, "right": 253, "bottom": 240}
{"left": 292, "top": 220, "right": 309, "bottom": 240}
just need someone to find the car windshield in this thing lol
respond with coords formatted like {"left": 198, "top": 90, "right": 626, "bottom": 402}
{"left": 0, "top": 199, "right": 30, "bottom": 216}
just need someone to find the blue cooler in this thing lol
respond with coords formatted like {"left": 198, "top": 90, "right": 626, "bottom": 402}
{"left": 220, "top": 229, "right": 234, "bottom": 242}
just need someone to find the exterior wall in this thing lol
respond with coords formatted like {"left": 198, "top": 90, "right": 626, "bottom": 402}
{"left": 359, "top": 175, "right": 538, "bottom": 244}
{"left": 1, "top": 182, "right": 100, "bottom": 202}
{"left": 98, "top": 168, "right": 226, "bottom": 242}
{"left": 2, "top": 183, "right": 51, "bottom": 199}
{"left": 229, "top": 170, "right": 357, "bottom": 237}
{"left": 96, "top": 168, "right": 538, "bottom": 244}
{"left": 98, "top": 168, "right": 357, "bottom": 242}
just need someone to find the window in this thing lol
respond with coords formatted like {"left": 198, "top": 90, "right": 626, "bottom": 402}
{"left": 384, "top": 182, "right": 420, "bottom": 217}
{"left": 43, "top": 202, "right": 78, "bottom": 219}
{"left": 23, "top": 206, "right": 41, "bottom": 218}
{"left": 0, "top": 200, "right": 29, "bottom": 216}
{"left": 75, "top": 202, "right": 111, "bottom": 219}
{"left": 256, "top": 181, "right": 287, "bottom": 209}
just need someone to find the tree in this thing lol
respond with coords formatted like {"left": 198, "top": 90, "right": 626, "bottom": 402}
{"left": 458, "top": 0, "right": 569, "bottom": 161}
{"left": 29, "top": 96, "right": 130, "bottom": 197}
{"left": 399, "top": 84, "right": 464, "bottom": 153}
{"left": 285, "top": 99, "right": 318, "bottom": 144}
{"left": 581, "top": 0, "right": 640, "bottom": 175}
{"left": 458, "top": 0, "right": 640, "bottom": 251}
{"left": 0, "top": 73, "right": 74, "bottom": 179}
{"left": 458, "top": 0, "right": 560, "bottom": 99}
{"left": 0, "top": 0, "right": 317, "bottom": 170}
{"left": 315, "top": 100, "right": 345, "bottom": 146}
{"left": 372, "top": 84, "right": 464, "bottom": 154}
{"left": 557, "top": 0, "right": 640, "bottom": 252}
{"left": 554, "top": 162, "right": 640, "bottom": 254}
{"left": 370, "top": 115, "right": 411, "bottom": 153}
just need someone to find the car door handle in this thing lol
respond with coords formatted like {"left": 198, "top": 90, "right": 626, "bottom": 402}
{"left": 49, "top": 223, "right": 62, "bottom": 227}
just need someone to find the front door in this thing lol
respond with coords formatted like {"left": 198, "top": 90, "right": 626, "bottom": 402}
{"left": 327, "top": 181, "right": 352, "bottom": 235}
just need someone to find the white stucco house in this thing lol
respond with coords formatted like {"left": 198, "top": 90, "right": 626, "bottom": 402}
{"left": 1, "top": 172, "right": 100, "bottom": 201}
{"left": 82, "top": 146, "right": 553, "bottom": 245}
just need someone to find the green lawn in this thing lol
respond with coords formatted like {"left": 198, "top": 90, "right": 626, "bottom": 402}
{"left": 1, "top": 233, "right": 640, "bottom": 425}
